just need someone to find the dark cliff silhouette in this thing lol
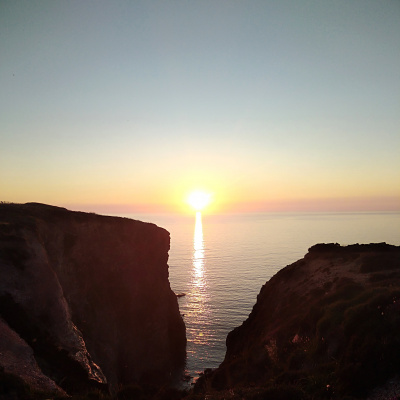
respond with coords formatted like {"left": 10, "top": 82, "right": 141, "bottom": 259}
{"left": 0, "top": 203, "right": 186, "bottom": 397}
{"left": 195, "top": 243, "right": 400, "bottom": 400}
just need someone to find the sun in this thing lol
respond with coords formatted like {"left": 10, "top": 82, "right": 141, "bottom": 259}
{"left": 187, "top": 190, "right": 212, "bottom": 211}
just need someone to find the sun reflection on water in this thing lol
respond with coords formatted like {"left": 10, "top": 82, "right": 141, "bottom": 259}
{"left": 193, "top": 212, "right": 204, "bottom": 278}
{"left": 189, "top": 211, "right": 211, "bottom": 349}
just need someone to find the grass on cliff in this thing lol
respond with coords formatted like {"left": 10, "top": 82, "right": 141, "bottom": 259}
{"left": 276, "top": 285, "right": 400, "bottom": 399}
{"left": 187, "top": 280, "right": 400, "bottom": 400}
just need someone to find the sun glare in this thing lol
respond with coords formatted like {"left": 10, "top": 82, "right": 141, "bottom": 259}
{"left": 187, "top": 191, "right": 212, "bottom": 211}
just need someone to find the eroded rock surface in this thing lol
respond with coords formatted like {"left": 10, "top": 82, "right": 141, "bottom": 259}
{"left": 0, "top": 203, "right": 186, "bottom": 396}
{"left": 197, "top": 243, "right": 400, "bottom": 399}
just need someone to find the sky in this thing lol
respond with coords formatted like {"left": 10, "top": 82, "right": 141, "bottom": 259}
{"left": 1, "top": 0, "right": 399, "bottom": 214}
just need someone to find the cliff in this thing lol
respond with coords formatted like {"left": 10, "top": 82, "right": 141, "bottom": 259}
{"left": 0, "top": 203, "right": 186, "bottom": 397}
{"left": 196, "top": 243, "right": 400, "bottom": 400}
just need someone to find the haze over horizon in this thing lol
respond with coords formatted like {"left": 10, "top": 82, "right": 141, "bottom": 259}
{"left": 1, "top": 1, "right": 399, "bottom": 214}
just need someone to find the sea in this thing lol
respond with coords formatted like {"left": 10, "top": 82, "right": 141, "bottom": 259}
{"left": 119, "top": 211, "right": 400, "bottom": 382}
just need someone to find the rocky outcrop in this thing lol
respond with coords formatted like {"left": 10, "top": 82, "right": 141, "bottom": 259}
{"left": 196, "top": 243, "right": 400, "bottom": 399}
{"left": 0, "top": 203, "right": 186, "bottom": 397}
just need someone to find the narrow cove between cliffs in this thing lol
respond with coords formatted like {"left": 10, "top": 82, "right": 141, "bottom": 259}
{"left": 119, "top": 211, "right": 400, "bottom": 383}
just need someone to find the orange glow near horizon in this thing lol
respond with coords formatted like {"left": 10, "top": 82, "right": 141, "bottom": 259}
{"left": 57, "top": 194, "right": 400, "bottom": 217}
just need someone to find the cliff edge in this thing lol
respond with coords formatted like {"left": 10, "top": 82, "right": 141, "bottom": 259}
{"left": 196, "top": 243, "right": 400, "bottom": 400}
{"left": 0, "top": 203, "right": 186, "bottom": 397}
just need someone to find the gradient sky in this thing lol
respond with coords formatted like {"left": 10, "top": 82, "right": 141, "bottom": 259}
{"left": 1, "top": 0, "right": 399, "bottom": 214}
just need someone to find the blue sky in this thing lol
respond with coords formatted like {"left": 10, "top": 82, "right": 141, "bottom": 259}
{"left": 1, "top": 0, "right": 399, "bottom": 212}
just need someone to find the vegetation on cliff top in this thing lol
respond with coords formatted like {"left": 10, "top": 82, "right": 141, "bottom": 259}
{"left": 191, "top": 244, "right": 400, "bottom": 400}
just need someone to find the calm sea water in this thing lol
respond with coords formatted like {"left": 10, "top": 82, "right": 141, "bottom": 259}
{"left": 121, "top": 212, "right": 400, "bottom": 381}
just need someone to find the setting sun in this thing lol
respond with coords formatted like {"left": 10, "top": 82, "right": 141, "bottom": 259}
{"left": 187, "top": 191, "right": 212, "bottom": 211}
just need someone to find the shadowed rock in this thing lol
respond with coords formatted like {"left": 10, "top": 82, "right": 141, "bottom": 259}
{"left": 0, "top": 203, "right": 186, "bottom": 396}
{"left": 196, "top": 243, "right": 400, "bottom": 399}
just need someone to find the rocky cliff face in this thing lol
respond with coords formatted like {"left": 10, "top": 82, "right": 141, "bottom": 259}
{"left": 197, "top": 243, "right": 400, "bottom": 399}
{"left": 0, "top": 203, "right": 186, "bottom": 396}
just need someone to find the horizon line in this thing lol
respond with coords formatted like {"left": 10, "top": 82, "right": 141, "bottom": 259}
{"left": 2, "top": 196, "right": 398, "bottom": 215}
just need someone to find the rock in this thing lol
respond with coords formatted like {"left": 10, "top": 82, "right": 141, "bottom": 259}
{"left": 0, "top": 203, "right": 186, "bottom": 396}
{"left": 196, "top": 243, "right": 400, "bottom": 399}
{"left": 0, "top": 316, "right": 67, "bottom": 397}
